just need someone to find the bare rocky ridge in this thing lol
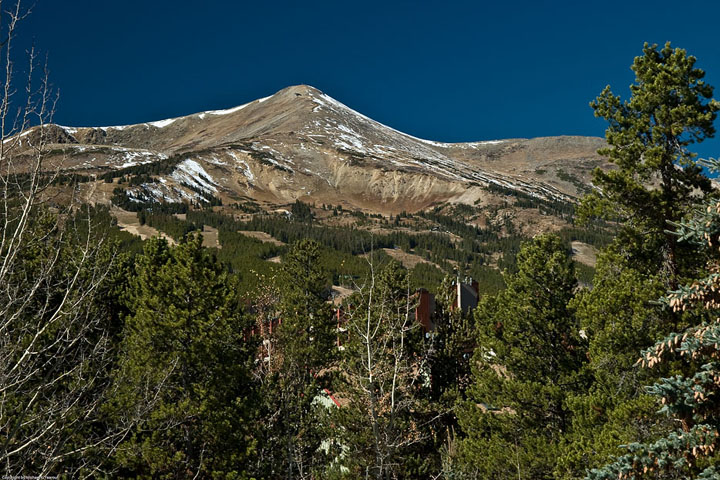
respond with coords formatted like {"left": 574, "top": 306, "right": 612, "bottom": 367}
{"left": 9, "top": 85, "right": 609, "bottom": 214}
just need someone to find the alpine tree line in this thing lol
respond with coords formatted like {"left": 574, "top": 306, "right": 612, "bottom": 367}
{"left": 3, "top": 43, "right": 720, "bottom": 478}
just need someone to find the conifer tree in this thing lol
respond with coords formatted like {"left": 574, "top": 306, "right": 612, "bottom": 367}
{"left": 581, "top": 42, "right": 718, "bottom": 284}
{"left": 454, "top": 234, "right": 587, "bottom": 479}
{"left": 107, "top": 235, "right": 257, "bottom": 477}
{"left": 587, "top": 158, "right": 720, "bottom": 479}
{"left": 427, "top": 274, "right": 476, "bottom": 474}
{"left": 563, "top": 43, "right": 719, "bottom": 477}
{"left": 431, "top": 274, "right": 475, "bottom": 404}
{"left": 253, "top": 239, "right": 337, "bottom": 479}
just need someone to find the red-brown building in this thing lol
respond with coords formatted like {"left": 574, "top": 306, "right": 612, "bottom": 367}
{"left": 415, "top": 288, "right": 436, "bottom": 332}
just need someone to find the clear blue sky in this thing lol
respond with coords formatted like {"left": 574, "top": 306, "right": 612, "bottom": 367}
{"left": 18, "top": 0, "right": 720, "bottom": 159}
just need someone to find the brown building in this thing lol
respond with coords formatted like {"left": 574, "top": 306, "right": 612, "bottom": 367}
{"left": 415, "top": 288, "right": 436, "bottom": 332}
{"left": 414, "top": 278, "right": 479, "bottom": 332}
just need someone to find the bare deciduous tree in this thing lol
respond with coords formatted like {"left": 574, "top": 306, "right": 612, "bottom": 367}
{"left": 0, "top": 2, "right": 125, "bottom": 476}
{"left": 333, "top": 258, "right": 433, "bottom": 479}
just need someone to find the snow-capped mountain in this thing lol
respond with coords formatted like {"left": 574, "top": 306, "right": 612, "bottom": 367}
{"left": 8, "top": 85, "right": 608, "bottom": 213}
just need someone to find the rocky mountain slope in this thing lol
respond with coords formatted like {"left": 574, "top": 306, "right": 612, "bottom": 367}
{"left": 9, "top": 85, "right": 608, "bottom": 214}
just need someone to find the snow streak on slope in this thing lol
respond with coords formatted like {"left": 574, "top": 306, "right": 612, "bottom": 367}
{"left": 303, "top": 89, "right": 569, "bottom": 201}
{"left": 171, "top": 159, "right": 218, "bottom": 193}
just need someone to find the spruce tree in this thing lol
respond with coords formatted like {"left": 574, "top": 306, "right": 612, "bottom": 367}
{"left": 587, "top": 158, "right": 720, "bottom": 479}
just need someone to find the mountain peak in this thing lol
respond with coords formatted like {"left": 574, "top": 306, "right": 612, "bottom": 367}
{"left": 278, "top": 84, "right": 324, "bottom": 96}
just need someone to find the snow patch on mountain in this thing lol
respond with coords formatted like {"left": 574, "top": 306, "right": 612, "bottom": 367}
{"left": 227, "top": 150, "right": 255, "bottom": 181}
{"left": 113, "top": 150, "right": 168, "bottom": 168}
{"left": 199, "top": 96, "right": 271, "bottom": 119}
{"left": 148, "top": 118, "right": 178, "bottom": 128}
{"left": 171, "top": 159, "right": 218, "bottom": 193}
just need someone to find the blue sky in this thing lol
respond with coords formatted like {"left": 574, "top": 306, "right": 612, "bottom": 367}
{"left": 17, "top": 0, "right": 720, "bottom": 159}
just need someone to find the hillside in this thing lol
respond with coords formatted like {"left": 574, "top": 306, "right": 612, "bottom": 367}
{"left": 3, "top": 85, "right": 612, "bottom": 294}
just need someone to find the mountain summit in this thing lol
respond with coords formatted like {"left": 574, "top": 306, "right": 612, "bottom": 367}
{"left": 14, "top": 85, "right": 608, "bottom": 213}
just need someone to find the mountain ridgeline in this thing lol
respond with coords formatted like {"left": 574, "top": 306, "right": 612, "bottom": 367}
{"left": 11, "top": 84, "right": 608, "bottom": 214}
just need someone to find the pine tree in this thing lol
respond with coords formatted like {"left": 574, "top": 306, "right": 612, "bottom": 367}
{"left": 431, "top": 274, "right": 475, "bottom": 403}
{"left": 557, "top": 253, "right": 671, "bottom": 478}
{"left": 587, "top": 158, "right": 720, "bottom": 479}
{"left": 580, "top": 42, "right": 718, "bottom": 285}
{"left": 562, "top": 43, "right": 719, "bottom": 477}
{"left": 453, "top": 234, "right": 587, "bottom": 479}
{"left": 253, "top": 239, "right": 337, "bottom": 479}
{"left": 107, "top": 234, "right": 257, "bottom": 478}
{"left": 427, "top": 274, "right": 476, "bottom": 474}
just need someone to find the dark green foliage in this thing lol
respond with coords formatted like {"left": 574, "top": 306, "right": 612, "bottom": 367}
{"left": 431, "top": 275, "right": 476, "bottom": 402}
{"left": 427, "top": 276, "right": 476, "bottom": 473}
{"left": 290, "top": 199, "right": 314, "bottom": 222}
{"left": 573, "top": 261, "right": 596, "bottom": 286}
{"left": 141, "top": 211, "right": 200, "bottom": 240}
{"left": 107, "top": 235, "right": 257, "bottom": 478}
{"left": 558, "top": 250, "right": 670, "bottom": 478}
{"left": 252, "top": 240, "right": 337, "bottom": 478}
{"left": 127, "top": 173, "right": 156, "bottom": 186}
{"left": 560, "top": 42, "right": 718, "bottom": 479}
{"left": 409, "top": 262, "right": 445, "bottom": 292}
{"left": 49, "top": 172, "right": 93, "bottom": 185}
{"left": 463, "top": 259, "right": 505, "bottom": 295}
{"left": 580, "top": 42, "right": 718, "bottom": 285}
{"left": 73, "top": 204, "right": 145, "bottom": 255}
{"left": 558, "top": 224, "right": 615, "bottom": 250}
{"left": 214, "top": 229, "right": 282, "bottom": 294}
{"left": 588, "top": 160, "right": 720, "bottom": 479}
{"left": 178, "top": 180, "right": 222, "bottom": 206}
{"left": 99, "top": 154, "right": 184, "bottom": 182}
{"left": 184, "top": 208, "right": 506, "bottom": 292}
{"left": 454, "top": 234, "right": 588, "bottom": 479}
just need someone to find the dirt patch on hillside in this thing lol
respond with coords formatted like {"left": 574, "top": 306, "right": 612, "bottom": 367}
{"left": 201, "top": 226, "right": 220, "bottom": 248}
{"left": 330, "top": 285, "right": 355, "bottom": 305}
{"left": 380, "top": 248, "right": 442, "bottom": 270}
{"left": 571, "top": 241, "right": 597, "bottom": 267}
{"left": 113, "top": 208, "right": 175, "bottom": 244}
{"left": 238, "top": 230, "right": 285, "bottom": 246}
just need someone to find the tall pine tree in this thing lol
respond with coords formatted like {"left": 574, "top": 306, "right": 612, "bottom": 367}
{"left": 562, "top": 42, "right": 719, "bottom": 477}
{"left": 107, "top": 235, "right": 257, "bottom": 478}
{"left": 588, "top": 158, "right": 720, "bottom": 479}
{"left": 580, "top": 42, "right": 718, "bottom": 285}
{"left": 454, "top": 234, "right": 587, "bottom": 479}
